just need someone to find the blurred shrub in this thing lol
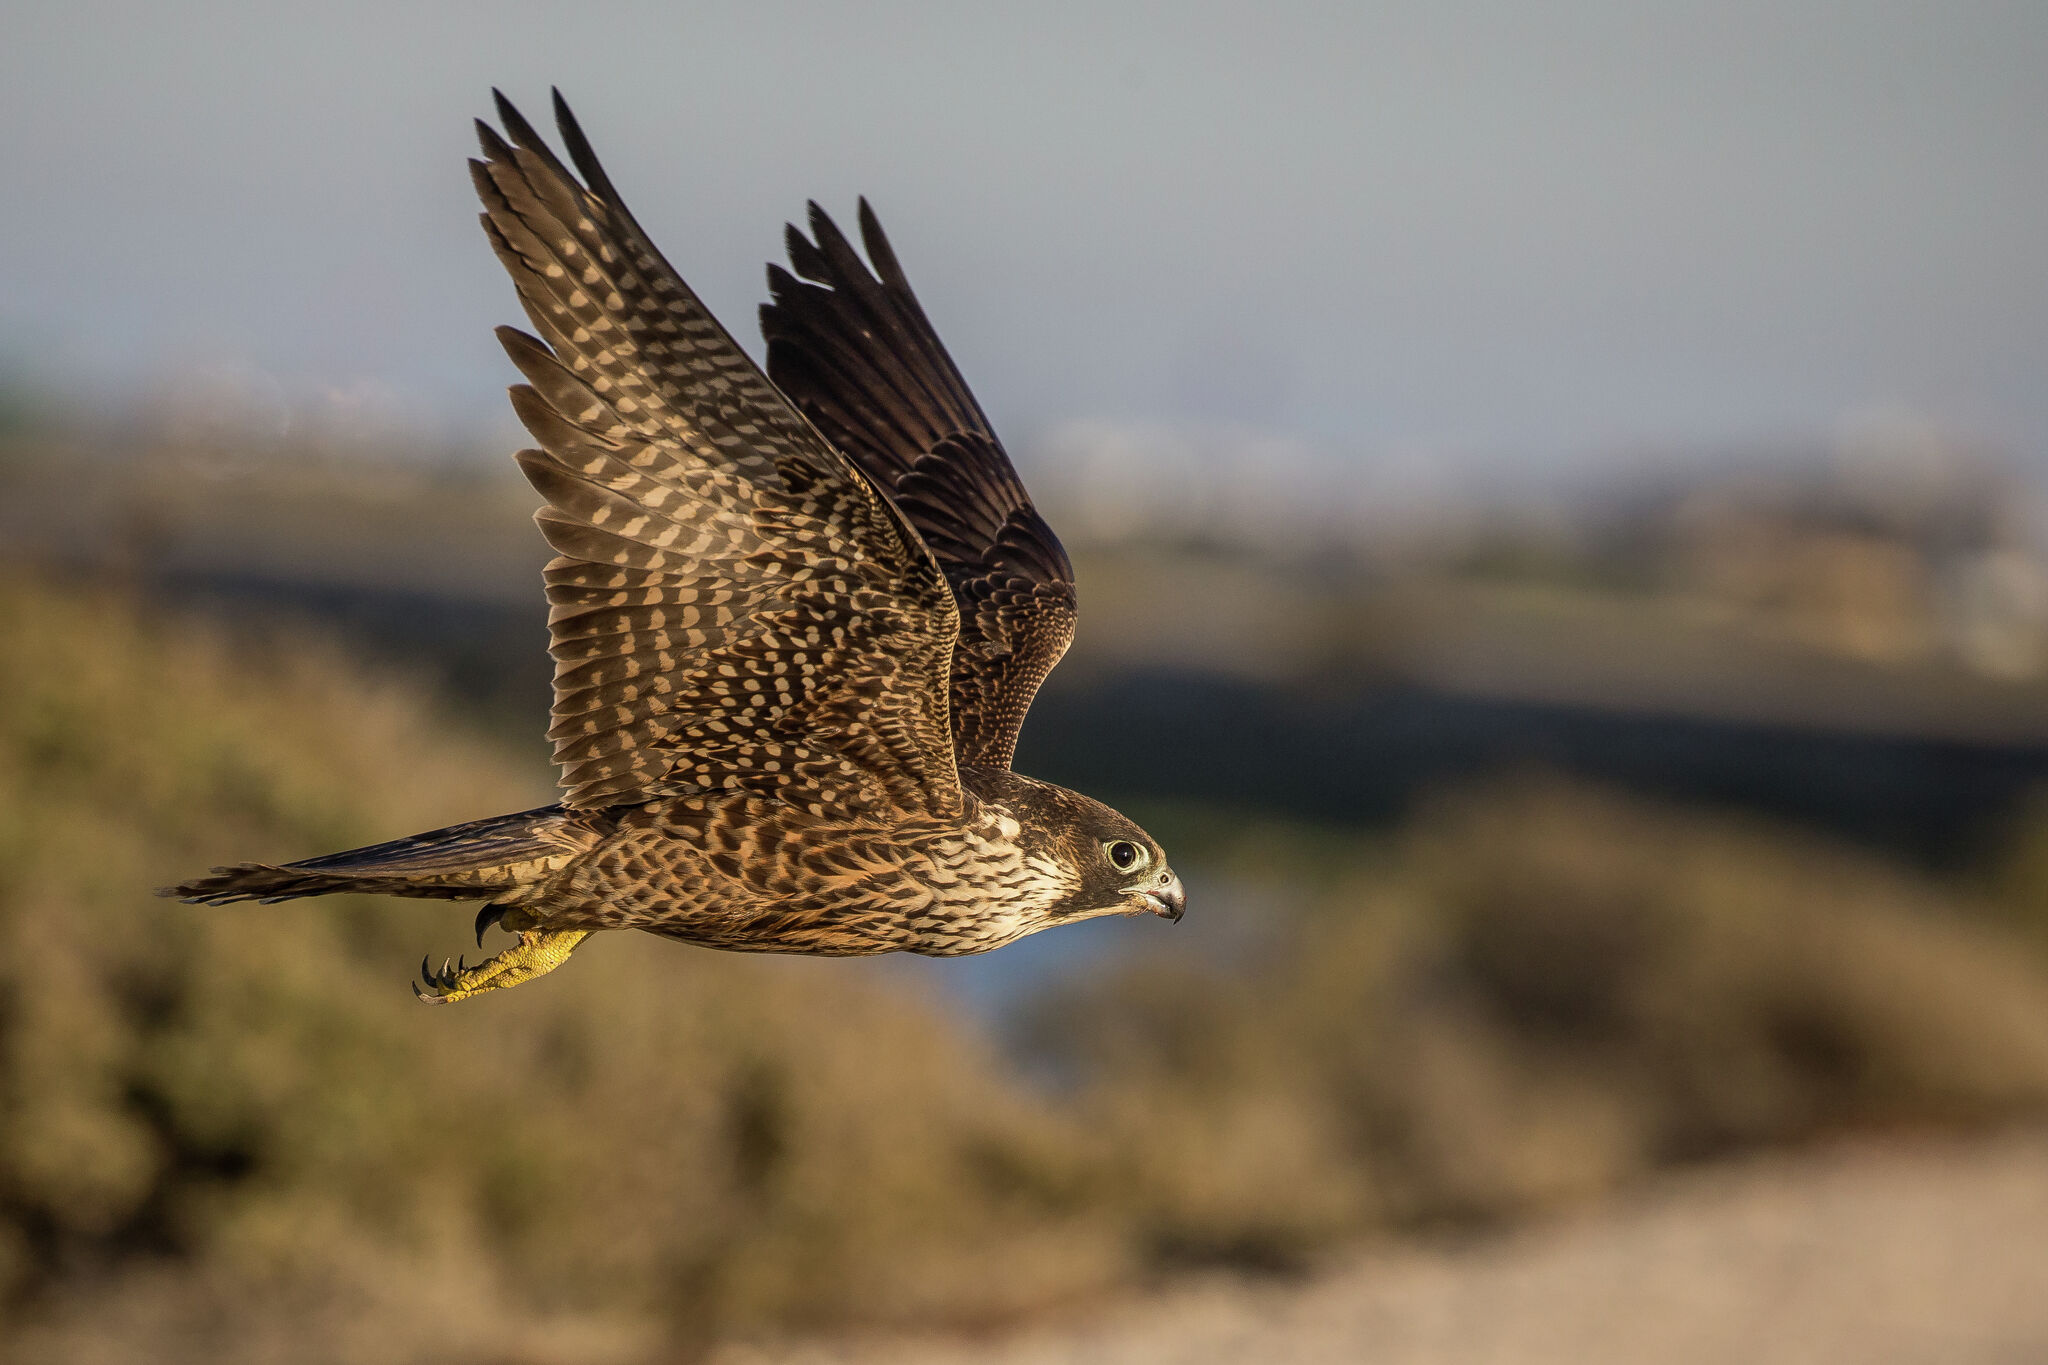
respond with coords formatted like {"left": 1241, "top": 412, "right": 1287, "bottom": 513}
{"left": 3, "top": 569, "right": 2047, "bottom": 1362}
{"left": 1989, "top": 788, "right": 2048, "bottom": 953}
{"left": 1022, "top": 779, "right": 2048, "bottom": 1269}
{"left": 0, "top": 574, "right": 1116, "bottom": 1363}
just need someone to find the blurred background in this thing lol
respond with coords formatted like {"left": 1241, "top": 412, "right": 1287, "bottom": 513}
{"left": 3, "top": 3, "right": 2047, "bottom": 1362}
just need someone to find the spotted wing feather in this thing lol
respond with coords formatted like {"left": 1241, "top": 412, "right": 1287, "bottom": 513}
{"left": 761, "top": 201, "right": 1077, "bottom": 770}
{"left": 475, "top": 91, "right": 961, "bottom": 816}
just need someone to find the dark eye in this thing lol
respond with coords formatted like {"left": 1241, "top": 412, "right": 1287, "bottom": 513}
{"left": 1107, "top": 840, "right": 1142, "bottom": 872}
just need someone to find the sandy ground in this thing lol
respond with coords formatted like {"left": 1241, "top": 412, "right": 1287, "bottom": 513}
{"left": 718, "top": 1129, "right": 2048, "bottom": 1365}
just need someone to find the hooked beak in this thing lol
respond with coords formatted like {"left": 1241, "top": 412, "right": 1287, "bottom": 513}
{"left": 1136, "top": 873, "right": 1185, "bottom": 922}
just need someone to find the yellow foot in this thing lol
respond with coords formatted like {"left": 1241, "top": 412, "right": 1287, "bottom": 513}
{"left": 413, "top": 928, "right": 591, "bottom": 1004}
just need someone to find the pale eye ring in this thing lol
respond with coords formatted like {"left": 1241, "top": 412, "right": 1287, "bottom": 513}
{"left": 1106, "top": 840, "right": 1145, "bottom": 872}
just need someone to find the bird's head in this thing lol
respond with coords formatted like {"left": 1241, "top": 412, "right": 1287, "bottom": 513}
{"left": 1080, "top": 815, "right": 1184, "bottom": 922}
{"left": 986, "top": 774, "right": 1183, "bottom": 924}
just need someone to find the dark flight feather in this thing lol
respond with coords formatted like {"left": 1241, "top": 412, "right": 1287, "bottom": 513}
{"left": 761, "top": 200, "right": 1078, "bottom": 769}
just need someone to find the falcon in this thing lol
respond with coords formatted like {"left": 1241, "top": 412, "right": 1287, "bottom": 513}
{"left": 161, "top": 91, "right": 1184, "bottom": 1002}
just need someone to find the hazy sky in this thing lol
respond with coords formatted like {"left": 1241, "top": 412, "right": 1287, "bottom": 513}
{"left": 5, "top": 1, "right": 2045, "bottom": 479}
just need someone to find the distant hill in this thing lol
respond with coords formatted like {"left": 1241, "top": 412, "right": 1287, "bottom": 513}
{"left": 15, "top": 433, "right": 2048, "bottom": 874}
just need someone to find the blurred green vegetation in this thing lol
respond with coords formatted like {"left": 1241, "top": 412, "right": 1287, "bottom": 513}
{"left": 3, "top": 568, "right": 2047, "bottom": 1362}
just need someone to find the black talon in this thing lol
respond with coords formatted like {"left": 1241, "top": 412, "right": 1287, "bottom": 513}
{"left": 474, "top": 903, "right": 509, "bottom": 949}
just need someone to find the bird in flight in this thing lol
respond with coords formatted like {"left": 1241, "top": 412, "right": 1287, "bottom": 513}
{"left": 162, "top": 91, "right": 1183, "bottom": 1002}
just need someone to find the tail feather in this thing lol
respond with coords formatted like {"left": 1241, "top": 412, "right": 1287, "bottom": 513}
{"left": 159, "top": 805, "right": 597, "bottom": 906}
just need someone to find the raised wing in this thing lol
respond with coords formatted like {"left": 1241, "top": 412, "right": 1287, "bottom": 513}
{"left": 474, "top": 92, "right": 961, "bottom": 816}
{"left": 760, "top": 201, "right": 1077, "bottom": 771}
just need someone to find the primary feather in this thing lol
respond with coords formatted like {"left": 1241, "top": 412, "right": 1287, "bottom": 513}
{"left": 762, "top": 200, "right": 1078, "bottom": 769}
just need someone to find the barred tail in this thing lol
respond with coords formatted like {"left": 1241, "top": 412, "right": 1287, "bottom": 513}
{"left": 158, "top": 805, "right": 594, "bottom": 906}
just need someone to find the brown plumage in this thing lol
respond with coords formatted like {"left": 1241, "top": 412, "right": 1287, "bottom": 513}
{"left": 161, "top": 90, "right": 1183, "bottom": 1002}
